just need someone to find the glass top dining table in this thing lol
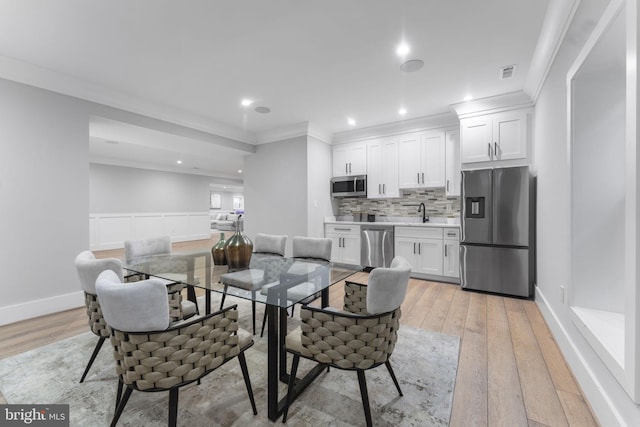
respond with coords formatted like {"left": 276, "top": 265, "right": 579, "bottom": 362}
{"left": 122, "top": 249, "right": 363, "bottom": 422}
{"left": 122, "top": 249, "right": 362, "bottom": 312}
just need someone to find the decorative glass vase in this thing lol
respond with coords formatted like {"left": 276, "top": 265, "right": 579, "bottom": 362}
{"left": 211, "top": 233, "right": 227, "bottom": 265}
{"left": 224, "top": 225, "right": 253, "bottom": 270}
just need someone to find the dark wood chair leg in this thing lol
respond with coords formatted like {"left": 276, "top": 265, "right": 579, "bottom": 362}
{"left": 357, "top": 370, "right": 373, "bottom": 427}
{"left": 385, "top": 361, "right": 403, "bottom": 396}
{"left": 114, "top": 379, "right": 123, "bottom": 415}
{"left": 238, "top": 352, "right": 258, "bottom": 415}
{"left": 80, "top": 336, "right": 106, "bottom": 383}
{"left": 168, "top": 388, "right": 179, "bottom": 427}
{"left": 282, "top": 353, "right": 300, "bottom": 423}
{"left": 111, "top": 386, "right": 133, "bottom": 427}
{"left": 219, "top": 285, "right": 227, "bottom": 310}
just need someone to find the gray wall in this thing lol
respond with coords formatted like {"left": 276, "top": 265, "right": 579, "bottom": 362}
{"left": 306, "top": 137, "right": 333, "bottom": 238}
{"left": 0, "top": 78, "right": 89, "bottom": 316}
{"left": 533, "top": 0, "right": 639, "bottom": 424}
{"left": 90, "top": 163, "right": 212, "bottom": 213}
{"left": 244, "top": 135, "right": 331, "bottom": 255}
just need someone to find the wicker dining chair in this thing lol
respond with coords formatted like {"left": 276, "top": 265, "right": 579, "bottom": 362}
{"left": 124, "top": 236, "right": 198, "bottom": 319}
{"left": 259, "top": 236, "right": 332, "bottom": 336}
{"left": 95, "top": 270, "right": 258, "bottom": 427}
{"left": 74, "top": 250, "right": 124, "bottom": 383}
{"left": 219, "top": 233, "right": 288, "bottom": 334}
{"left": 282, "top": 256, "right": 411, "bottom": 426}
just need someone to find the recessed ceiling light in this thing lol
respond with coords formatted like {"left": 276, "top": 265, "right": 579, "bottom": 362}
{"left": 398, "top": 108, "right": 407, "bottom": 116}
{"left": 396, "top": 42, "right": 410, "bottom": 56}
{"left": 464, "top": 95, "right": 473, "bottom": 101}
{"left": 241, "top": 98, "right": 254, "bottom": 107}
{"left": 347, "top": 117, "right": 356, "bottom": 126}
{"left": 176, "top": 160, "right": 182, "bottom": 164}
{"left": 400, "top": 59, "right": 424, "bottom": 72}
{"left": 254, "top": 106, "right": 271, "bottom": 114}
{"left": 238, "top": 169, "right": 243, "bottom": 173}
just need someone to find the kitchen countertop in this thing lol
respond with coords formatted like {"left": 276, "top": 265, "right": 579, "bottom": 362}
{"left": 325, "top": 218, "right": 460, "bottom": 228}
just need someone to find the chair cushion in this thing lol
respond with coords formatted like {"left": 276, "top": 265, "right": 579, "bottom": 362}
{"left": 254, "top": 233, "right": 287, "bottom": 256}
{"left": 124, "top": 236, "right": 171, "bottom": 262}
{"left": 237, "top": 327, "right": 253, "bottom": 350}
{"left": 292, "top": 236, "right": 331, "bottom": 261}
{"left": 221, "top": 269, "right": 265, "bottom": 291}
{"left": 75, "top": 250, "right": 123, "bottom": 294}
{"left": 367, "top": 256, "right": 411, "bottom": 314}
{"left": 181, "top": 300, "right": 197, "bottom": 317}
{"left": 285, "top": 326, "right": 304, "bottom": 354}
{"left": 96, "top": 270, "right": 170, "bottom": 332}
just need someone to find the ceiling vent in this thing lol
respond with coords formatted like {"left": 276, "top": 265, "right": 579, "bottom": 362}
{"left": 499, "top": 65, "right": 516, "bottom": 79}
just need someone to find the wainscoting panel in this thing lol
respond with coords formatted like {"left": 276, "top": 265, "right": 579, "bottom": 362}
{"left": 90, "top": 212, "right": 211, "bottom": 250}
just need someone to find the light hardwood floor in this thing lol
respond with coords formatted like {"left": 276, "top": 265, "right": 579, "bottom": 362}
{"left": 0, "top": 235, "right": 599, "bottom": 426}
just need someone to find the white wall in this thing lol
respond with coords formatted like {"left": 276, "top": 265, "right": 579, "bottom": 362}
{"left": 0, "top": 78, "right": 89, "bottom": 324}
{"left": 533, "top": 0, "right": 640, "bottom": 424}
{"left": 90, "top": 163, "right": 213, "bottom": 212}
{"left": 244, "top": 137, "right": 308, "bottom": 255}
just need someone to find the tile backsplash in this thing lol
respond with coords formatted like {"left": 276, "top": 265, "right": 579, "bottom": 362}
{"left": 335, "top": 188, "right": 460, "bottom": 220}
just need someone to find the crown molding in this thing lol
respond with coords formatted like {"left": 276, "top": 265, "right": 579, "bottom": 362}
{"left": 332, "top": 112, "right": 459, "bottom": 144}
{"left": 524, "top": 0, "right": 582, "bottom": 103}
{"left": 0, "top": 55, "right": 257, "bottom": 144}
{"left": 450, "top": 91, "right": 534, "bottom": 119}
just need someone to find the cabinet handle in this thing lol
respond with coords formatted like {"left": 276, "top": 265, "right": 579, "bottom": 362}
{"left": 383, "top": 183, "right": 386, "bottom": 194}
{"left": 418, "top": 243, "right": 421, "bottom": 254}
{"left": 417, "top": 172, "right": 420, "bottom": 184}
{"left": 488, "top": 143, "right": 491, "bottom": 158}
{"left": 379, "top": 183, "right": 382, "bottom": 194}
{"left": 421, "top": 173, "right": 425, "bottom": 184}
{"left": 349, "top": 162, "right": 352, "bottom": 174}
{"left": 413, "top": 242, "right": 416, "bottom": 254}
{"left": 446, "top": 179, "right": 450, "bottom": 192}
{"left": 345, "top": 163, "right": 348, "bottom": 174}
{"left": 445, "top": 245, "right": 447, "bottom": 257}
{"left": 335, "top": 227, "right": 351, "bottom": 231}
{"left": 494, "top": 142, "right": 498, "bottom": 158}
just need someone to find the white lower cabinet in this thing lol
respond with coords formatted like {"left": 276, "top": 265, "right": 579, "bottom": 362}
{"left": 394, "top": 227, "right": 444, "bottom": 276}
{"left": 443, "top": 228, "right": 460, "bottom": 278}
{"left": 325, "top": 224, "right": 361, "bottom": 265}
{"left": 395, "top": 226, "right": 460, "bottom": 281}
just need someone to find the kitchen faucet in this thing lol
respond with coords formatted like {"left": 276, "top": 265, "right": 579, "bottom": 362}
{"left": 418, "top": 202, "right": 429, "bottom": 223}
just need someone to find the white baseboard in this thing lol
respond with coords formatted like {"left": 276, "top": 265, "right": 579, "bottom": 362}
{"left": 535, "top": 287, "right": 629, "bottom": 427}
{"left": 0, "top": 291, "right": 84, "bottom": 326}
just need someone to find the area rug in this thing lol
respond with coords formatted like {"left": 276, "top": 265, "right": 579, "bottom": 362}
{"left": 0, "top": 302, "right": 460, "bottom": 426}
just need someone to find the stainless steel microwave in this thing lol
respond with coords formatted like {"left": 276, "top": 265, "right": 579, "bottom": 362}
{"left": 331, "top": 175, "right": 367, "bottom": 198}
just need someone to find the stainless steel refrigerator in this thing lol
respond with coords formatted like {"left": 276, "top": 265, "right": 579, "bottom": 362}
{"left": 460, "top": 166, "right": 534, "bottom": 298}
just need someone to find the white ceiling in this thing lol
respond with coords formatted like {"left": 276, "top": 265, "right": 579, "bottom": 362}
{"left": 0, "top": 0, "right": 556, "bottom": 179}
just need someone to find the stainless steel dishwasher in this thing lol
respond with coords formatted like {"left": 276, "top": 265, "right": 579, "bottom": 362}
{"left": 361, "top": 225, "right": 394, "bottom": 268}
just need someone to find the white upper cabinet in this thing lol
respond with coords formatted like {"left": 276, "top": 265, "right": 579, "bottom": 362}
{"left": 445, "top": 130, "right": 460, "bottom": 196}
{"left": 460, "top": 109, "right": 529, "bottom": 165}
{"left": 398, "top": 131, "right": 446, "bottom": 189}
{"left": 367, "top": 137, "right": 399, "bottom": 199}
{"left": 332, "top": 141, "right": 367, "bottom": 176}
